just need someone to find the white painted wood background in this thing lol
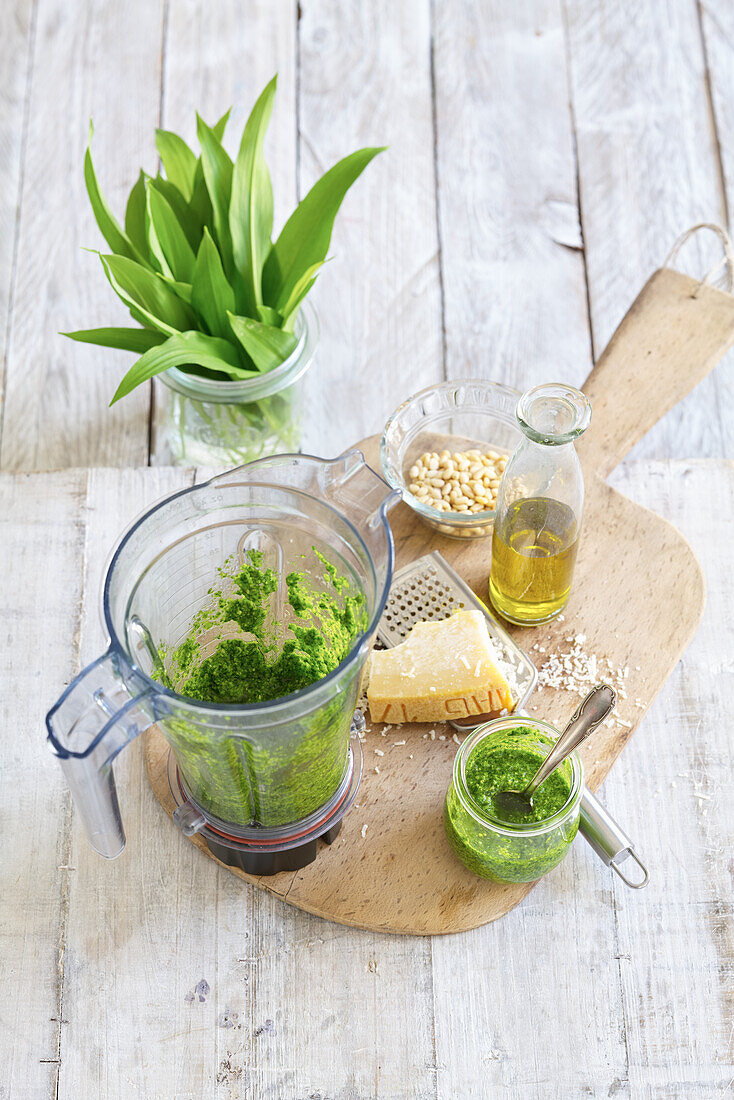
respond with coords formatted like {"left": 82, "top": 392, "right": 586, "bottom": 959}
{"left": 0, "top": 1, "right": 732, "bottom": 1097}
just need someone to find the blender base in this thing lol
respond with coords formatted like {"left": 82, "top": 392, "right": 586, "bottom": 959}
{"left": 161, "top": 733, "right": 362, "bottom": 878}
{"left": 203, "top": 821, "right": 343, "bottom": 876}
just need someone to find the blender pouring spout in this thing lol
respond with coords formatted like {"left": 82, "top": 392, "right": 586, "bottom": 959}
{"left": 318, "top": 449, "right": 402, "bottom": 530}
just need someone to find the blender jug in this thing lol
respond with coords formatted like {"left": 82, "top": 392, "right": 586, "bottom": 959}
{"left": 46, "top": 451, "right": 398, "bottom": 874}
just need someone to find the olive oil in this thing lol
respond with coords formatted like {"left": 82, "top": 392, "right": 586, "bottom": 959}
{"left": 489, "top": 497, "right": 579, "bottom": 625}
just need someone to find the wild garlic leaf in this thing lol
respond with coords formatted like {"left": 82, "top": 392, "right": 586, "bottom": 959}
{"left": 278, "top": 261, "right": 323, "bottom": 330}
{"left": 230, "top": 75, "right": 276, "bottom": 316}
{"left": 125, "top": 171, "right": 150, "bottom": 259}
{"left": 192, "top": 228, "right": 235, "bottom": 339}
{"left": 85, "top": 123, "right": 152, "bottom": 268}
{"left": 147, "top": 185, "right": 196, "bottom": 282}
{"left": 158, "top": 276, "right": 194, "bottom": 304}
{"left": 227, "top": 312, "right": 297, "bottom": 372}
{"left": 188, "top": 161, "right": 213, "bottom": 237}
{"left": 155, "top": 129, "right": 197, "bottom": 201}
{"left": 145, "top": 189, "right": 174, "bottom": 278}
{"left": 196, "top": 115, "right": 234, "bottom": 276}
{"left": 99, "top": 253, "right": 196, "bottom": 333}
{"left": 110, "top": 330, "right": 257, "bottom": 404}
{"left": 149, "top": 175, "right": 202, "bottom": 252}
{"left": 212, "top": 107, "right": 232, "bottom": 141}
{"left": 98, "top": 255, "right": 177, "bottom": 334}
{"left": 262, "top": 146, "right": 384, "bottom": 309}
{"left": 256, "top": 304, "right": 282, "bottom": 325}
{"left": 62, "top": 327, "right": 167, "bottom": 353}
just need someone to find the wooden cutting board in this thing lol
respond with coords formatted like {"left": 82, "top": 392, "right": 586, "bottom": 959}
{"left": 145, "top": 266, "right": 734, "bottom": 934}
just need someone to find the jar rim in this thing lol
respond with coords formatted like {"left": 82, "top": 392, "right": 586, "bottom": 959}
{"left": 452, "top": 715, "right": 584, "bottom": 836}
{"left": 158, "top": 299, "right": 319, "bottom": 403}
{"left": 516, "top": 382, "right": 591, "bottom": 446}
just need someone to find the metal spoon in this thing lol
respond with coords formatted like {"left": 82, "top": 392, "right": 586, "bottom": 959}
{"left": 492, "top": 683, "right": 617, "bottom": 819}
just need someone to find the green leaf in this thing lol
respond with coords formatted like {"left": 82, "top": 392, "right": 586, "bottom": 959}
{"left": 99, "top": 253, "right": 196, "bottom": 334}
{"left": 188, "top": 160, "right": 214, "bottom": 239}
{"left": 84, "top": 122, "right": 151, "bottom": 267}
{"left": 186, "top": 111, "right": 230, "bottom": 239}
{"left": 227, "top": 312, "right": 297, "bottom": 372}
{"left": 158, "top": 275, "right": 193, "bottom": 303}
{"left": 147, "top": 184, "right": 196, "bottom": 281}
{"left": 256, "top": 304, "right": 282, "bottom": 325}
{"left": 62, "top": 326, "right": 167, "bottom": 353}
{"left": 148, "top": 175, "right": 202, "bottom": 252}
{"left": 192, "top": 228, "right": 235, "bottom": 338}
{"left": 278, "top": 261, "right": 323, "bottom": 329}
{"left": 262, "top": 146, "right": 384, "bottom": 310}
{"left": 125, "top": 171, "right": 150, "bottom": 258}
{"left": 196, "top": 114, "right": 234, "bottom": 275}
{"left": 212, "top": 107, "right": 232, "bottom": 142}
{"left": 155, "top": 129, "right": 197, "bottom": 201}
{"left": 111, "top": 330, "right": 257, "bottom": 403}
{"left": 145, "top": 189, "right": 173, "bottom": 277}
{"left": 230, "top": 75, "right": 276, "bottom": 315}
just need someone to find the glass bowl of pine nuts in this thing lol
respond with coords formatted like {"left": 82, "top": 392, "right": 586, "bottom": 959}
{"left": 380, "top": 379, "right": 522, "bottom": 538}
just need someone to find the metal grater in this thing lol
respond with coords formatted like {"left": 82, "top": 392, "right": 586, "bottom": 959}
{"left": 376, "top": 551, "right": 537, "bottom": 726}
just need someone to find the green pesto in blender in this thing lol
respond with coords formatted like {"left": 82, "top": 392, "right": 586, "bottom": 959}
{"left": 154, "top": 548, "right": 367, "bottom": 828}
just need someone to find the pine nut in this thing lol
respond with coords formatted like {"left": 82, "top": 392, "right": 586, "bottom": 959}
{"left": 408, "top": 446, "right": 508, "bottom": 522}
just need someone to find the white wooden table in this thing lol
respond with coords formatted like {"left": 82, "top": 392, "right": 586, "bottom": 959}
{"left": 1, "top": 2, "right": 733, "bottom": 1097}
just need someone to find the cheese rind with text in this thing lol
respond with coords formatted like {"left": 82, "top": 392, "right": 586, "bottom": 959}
{"left": 366, "top": 610, "right": 515, "bottom": 724}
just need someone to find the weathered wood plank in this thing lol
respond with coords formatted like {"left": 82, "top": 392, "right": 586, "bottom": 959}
{"left": 699, "top": 0, "right": 734, "bottom": 458}
{"left": 0, "top": 469, "right": 87, "bottom": 1100}
{"left": 150, "top": 0, "right": 298, "bottom": 465}
{"left": 429, "top": 6, "right": 622, "bottom": 1092}
{"left": 54, "top": 467, "right": 223, "bottom": 1100}
{"left": 0, "top": 0, "right": 164, "bottom": 471}
{"left": 700, "top": 0, "right": 734, "bottom": 222}
{"left": 565, "top": 0, "right": 732, "bottom": 459}
{"left": 0, "top": 0, "right": 35, "bottom": 418}
{"left": 214, "top": 894, "right": 437, "bottom": 1098}
{"left": 432, "top": 0, "right": 592, "bottom": 394}
{"left": 607, "top": 459, "right": 734, "bottom": 1095}
{"left": 298, "top": 0, "right": 442, "bottom": 456}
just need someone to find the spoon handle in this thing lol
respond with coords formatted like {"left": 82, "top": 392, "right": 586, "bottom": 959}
{"left": 526, "top": 684, "right": 617, "bottom": 799}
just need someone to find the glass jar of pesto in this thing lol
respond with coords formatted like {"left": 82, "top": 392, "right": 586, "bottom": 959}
{"left": 444, "top": 716, "right": 583, "bottom": 883}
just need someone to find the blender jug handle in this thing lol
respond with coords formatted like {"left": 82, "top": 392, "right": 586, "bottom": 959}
{"left": 46, "top": 650, "right": 156, "bottom": 859}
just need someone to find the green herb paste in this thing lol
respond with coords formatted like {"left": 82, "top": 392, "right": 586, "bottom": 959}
{"left": 444, "top": 726, "right": 579, "bottom": 883}
{"left": 153, "top": 548, "right": 367, "bottom": 829}
{"left": 158, "top": 549, "right": 365, "bottom": 704}
{"left": 465, "top": 737, "right": 571, "bottom": 825}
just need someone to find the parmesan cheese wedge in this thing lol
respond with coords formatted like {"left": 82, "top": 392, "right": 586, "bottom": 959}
{"left": 366, "top": 610, "right": 515, "bottom": 724}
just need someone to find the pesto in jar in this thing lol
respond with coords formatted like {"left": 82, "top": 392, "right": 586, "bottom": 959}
{"left": 444, "top": 723, "right": 581, "bottom": 883}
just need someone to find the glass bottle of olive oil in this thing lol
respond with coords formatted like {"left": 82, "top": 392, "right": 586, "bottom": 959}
{"left": 489, "top": 383, "right": 591, "bottom": 626}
